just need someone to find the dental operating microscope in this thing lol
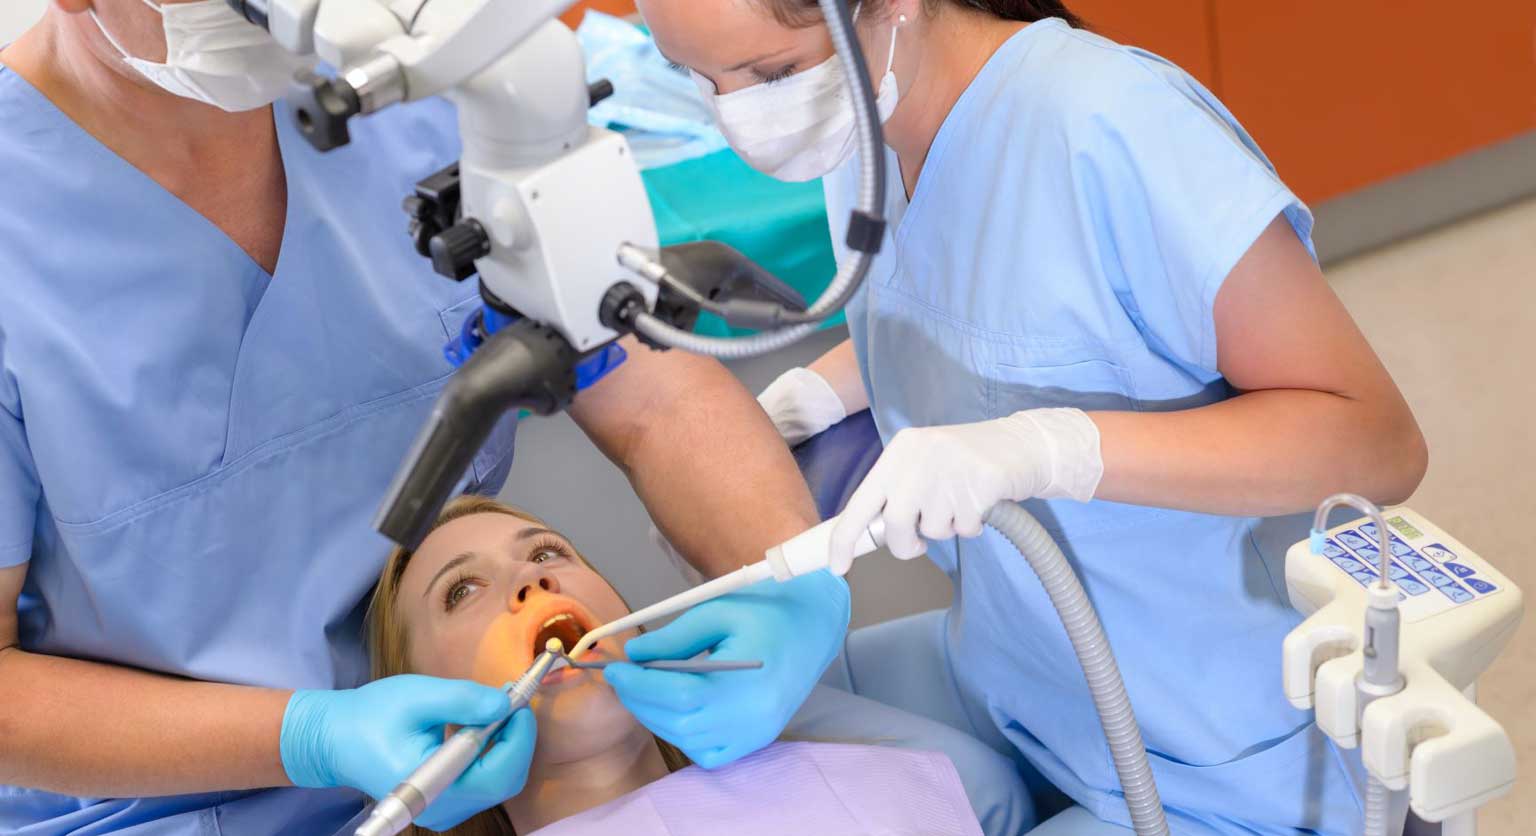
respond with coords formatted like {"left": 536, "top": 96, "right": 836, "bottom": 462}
{"left": 227, "top": 0, "right": 890, "bottom": 550}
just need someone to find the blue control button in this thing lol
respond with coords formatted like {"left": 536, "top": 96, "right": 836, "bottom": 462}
{"left": 1339, "top": 531, "right": 1371, "bottom": 551}
{"left": 1323, "top": 542, "right": 1347, "bottom": 559}
{"left": 1349, "top": 571, "right": 1377, "bottom": 588}
{"left": 1466, "top": 578, "right": 1497, "bottom": 594}
{"left": 1423, "top": 570, "right": 1456, "bottom": 588}
{"left": 1332, "top": 556, "right": 1365, "bottom": 574}
{"left": 1422, "top": 544, "right": 1456, "bottom": 563}
{"left": 1360, "top": 522, "right": 1380, "bottom": 542}
{"left": 1444, "top": 562, "right": 1477, "bottom": 578}
{"left": 1395, "top": 577, "right": 1429, "bottom": 596}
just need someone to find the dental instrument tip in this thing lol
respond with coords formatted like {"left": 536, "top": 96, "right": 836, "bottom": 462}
{"left": 545, "top": 637, "right": 565, "bottom": 654}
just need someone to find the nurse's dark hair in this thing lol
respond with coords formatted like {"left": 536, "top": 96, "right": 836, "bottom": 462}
{"left": 367, "top": 495, "right": 691, "bottom": 836}
{"left": 758, "top": 0, "right": 1084, "bottom": 29}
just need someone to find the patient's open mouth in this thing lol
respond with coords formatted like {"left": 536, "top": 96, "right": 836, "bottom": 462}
{"left": 533, "top": 612, "right": 588, "bottom": 657}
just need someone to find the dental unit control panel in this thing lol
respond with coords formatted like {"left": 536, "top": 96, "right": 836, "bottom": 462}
{"left": 1284, "top": 506, "right": 1521, "bottom": 831}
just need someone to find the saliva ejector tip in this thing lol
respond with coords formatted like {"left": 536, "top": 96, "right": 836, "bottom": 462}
{"left": 545, "top": 637, "right": 565, "bottom": 654}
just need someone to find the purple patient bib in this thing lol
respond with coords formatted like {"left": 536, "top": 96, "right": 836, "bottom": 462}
{"left": 529, "top": 742, "right": 983, "bottom": 835}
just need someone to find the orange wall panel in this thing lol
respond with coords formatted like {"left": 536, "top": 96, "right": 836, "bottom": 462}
{"left": 561, "top": 0, "right": 637, "bottom": 28}
{"left": 1213, "top": 0, "right": 1536, "bottom": 203}
{"left": 1070, "top": 0, "right": 1218, "bottom": 89}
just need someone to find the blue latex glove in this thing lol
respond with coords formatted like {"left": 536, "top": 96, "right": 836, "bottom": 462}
{"left": 281, "top": 675, "right": 537, "bottom": 831}
{"left": 603, "top": 570, "right": 850, "bottom": 769}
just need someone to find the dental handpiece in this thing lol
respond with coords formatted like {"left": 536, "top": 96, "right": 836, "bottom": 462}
{"left": 569, "top": 517, "right": 885, "bottom": 658}
{"left": 353, "top": 639, "right": 565, "bottom": 836}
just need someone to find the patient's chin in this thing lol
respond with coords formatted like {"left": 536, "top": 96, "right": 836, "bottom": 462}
{"left": 530, "top": 673, "right": 640, "bottom": 764}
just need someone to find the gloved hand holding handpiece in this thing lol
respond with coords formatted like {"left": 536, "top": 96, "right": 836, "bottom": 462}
{"left": 281, "top": 675, "right": 537, "bottom": 831}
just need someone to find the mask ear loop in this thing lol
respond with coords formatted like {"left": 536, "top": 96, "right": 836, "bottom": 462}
{"left": 88, "top": 0, "right": 167, "bottom": 64}
{"left": 885, "top": 13, "right": 906, "bottom": 77}
{"left": 88, "top": 9, "right": 139, "bottom": 62}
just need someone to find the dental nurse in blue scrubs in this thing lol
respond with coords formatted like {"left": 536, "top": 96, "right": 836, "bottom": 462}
{"left": 0, "top": 1, "right": 856, "bottom": 833}
{"left": 625, "top": 1, "right": 1429, "bottom": 834}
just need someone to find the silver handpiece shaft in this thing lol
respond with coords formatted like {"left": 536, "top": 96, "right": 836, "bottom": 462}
{"left": 354, "top": 649, "right": 560, "bottom": 836}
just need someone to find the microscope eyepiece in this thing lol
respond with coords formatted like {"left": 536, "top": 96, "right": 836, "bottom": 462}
{"left": 226, "top": 0, "right": 272, "bottom": 29}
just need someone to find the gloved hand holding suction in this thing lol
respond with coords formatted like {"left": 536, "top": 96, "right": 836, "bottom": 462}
{"left": 830, "top": 408, "right": 1104, "bottom": 568}
{"left": 602, "top": 571, "right": 850, "bottom": 769}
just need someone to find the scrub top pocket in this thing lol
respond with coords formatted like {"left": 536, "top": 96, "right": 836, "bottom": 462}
{"left": 988, "top": 357, "right": 1138, "bottom": 416}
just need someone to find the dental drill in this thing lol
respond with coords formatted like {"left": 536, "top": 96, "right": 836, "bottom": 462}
{"left": 352, "top": 639, "right": 565, "bottom": 836}
{"left": 571, "top": 505, "right": 1173, "bottom": 836}
{"left": 1310, "top": 494, "right": 1405, "bottom": 836}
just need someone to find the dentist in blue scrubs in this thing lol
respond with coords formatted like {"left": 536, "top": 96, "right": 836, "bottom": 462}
{"left": 629, "top": 1, "right": 1430, "bottom": 834}
{"left": 0, "top": 1, "right": 865, "bottom": 833}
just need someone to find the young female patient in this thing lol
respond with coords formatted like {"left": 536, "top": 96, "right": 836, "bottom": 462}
{"left": 368, "top": 495, "right": 982, "bottom": 836}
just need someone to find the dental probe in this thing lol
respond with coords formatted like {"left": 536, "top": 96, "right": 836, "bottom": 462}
{"left": 569, "top": 519, "right": 885, "bottom": 658}
{"left": 354, "top": 639, "right": 566, "bottom": 836}
{"left": 552, "top": 650, "right": 763, "bottom": 673}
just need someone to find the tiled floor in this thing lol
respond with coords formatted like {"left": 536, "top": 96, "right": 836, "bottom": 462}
{"left": 1327, "top": 196, "right": 1536, "bottom": 834}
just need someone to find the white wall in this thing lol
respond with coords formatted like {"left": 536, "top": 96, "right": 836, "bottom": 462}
{"left": 2, "top": 0, "right": 47, "bottom": 44}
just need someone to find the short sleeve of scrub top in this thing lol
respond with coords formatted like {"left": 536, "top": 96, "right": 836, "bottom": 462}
{"left": 1052, "top": 33, "right": 1317, "bottom": 376}
{"left": 0, "top": 371, "right": 37, "bottom": 568}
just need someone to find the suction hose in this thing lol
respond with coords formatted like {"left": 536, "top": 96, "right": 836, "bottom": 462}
{"left": 984, "top": 502, "right": 1171, "bottom": 836}
{"left": 1363, "top": 775, "right": 1391, "bottom": 836}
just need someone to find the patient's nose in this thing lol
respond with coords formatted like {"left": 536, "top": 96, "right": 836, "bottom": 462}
{"left": 510, "top": 571, "right": 561, "bottom": 613}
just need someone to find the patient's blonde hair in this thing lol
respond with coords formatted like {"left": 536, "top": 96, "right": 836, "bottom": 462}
{"left": 367, "top": 495, "right": 690, "bottom": 836}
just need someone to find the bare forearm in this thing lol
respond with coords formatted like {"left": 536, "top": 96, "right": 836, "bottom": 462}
{"left": 806, "top": 339, "right": 868, "bottom": 414}
{"left": 632, "top": 383, "right": 818, "bottom": 575}
{"left": 571, "top": 341, "right": 819, "bottom": 577}
{"left": 1093, "top": 388, "right": 1427, "bottom": 517}
{"left": 0, "top": 647, "right": 291, "bottom": 796}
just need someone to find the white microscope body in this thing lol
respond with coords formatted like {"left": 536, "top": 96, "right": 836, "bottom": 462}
{"left": 235, "top": 0, "right": 659, "bottom": 353}
{"left": 1284, "top": 507, "right": 1521, "bottom": 832}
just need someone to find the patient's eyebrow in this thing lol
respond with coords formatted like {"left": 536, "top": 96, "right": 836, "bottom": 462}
{"left": 514, "top": 527, "right": 561, "bottom": 543}
{"left": 423, "top": 552, "right": 476, "bottom": 599}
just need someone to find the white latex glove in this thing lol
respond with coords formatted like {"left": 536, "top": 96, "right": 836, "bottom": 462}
{"left": 829, "top": 408, "right": 1104, "bottom": 568}
{"left": 756, "top": 367, "right": 848, "bottom": 447}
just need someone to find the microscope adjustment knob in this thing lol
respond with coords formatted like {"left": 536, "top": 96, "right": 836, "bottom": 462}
{"left": 588, "top": 79, "right": 615, "bottom": 107}
{"left": 429, "top": 220, "right": 492, "bottom": 281}
{"left": 289, "top": 69, "right": 360, "bottom": 152}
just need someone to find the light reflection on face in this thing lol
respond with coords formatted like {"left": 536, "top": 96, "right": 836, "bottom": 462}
{"left": 396, "top": 512, "right": 643, "bottom": 764}
{"left": 639, "top": 0, "right": 837, "bottom": 95}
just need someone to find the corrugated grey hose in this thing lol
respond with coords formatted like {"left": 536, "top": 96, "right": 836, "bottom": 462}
{"left": 1364, "top": 776, "right": 1391, "bottom": 836}
{"left": 984, "top": 501, "right": 1171, "bottom": 836}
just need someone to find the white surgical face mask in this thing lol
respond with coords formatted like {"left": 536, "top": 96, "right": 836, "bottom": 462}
{"left": 89, "top": 0, "right": 308, "bottom": 112}
{"left": 693, "top": 15, "right": 903, "bottom": 182}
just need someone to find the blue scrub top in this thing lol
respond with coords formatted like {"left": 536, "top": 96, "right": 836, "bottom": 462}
{"left": 0, "top": 65, "right": 515, "bottom": 834}
{"left": 825, "top": 20, "right": 1362, "bottom": 836}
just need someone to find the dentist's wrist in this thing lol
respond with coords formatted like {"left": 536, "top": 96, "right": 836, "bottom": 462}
{"left": 279, "top": 689, "right": 336, "bottom": 789}
{"left": 1003, "top": 408, "right": 1104, "bottom": 502}
{"left": 757, "top": 367, "right": 848, "bottom": 447}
